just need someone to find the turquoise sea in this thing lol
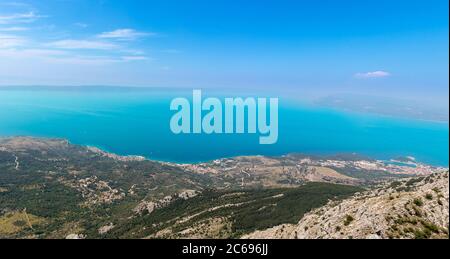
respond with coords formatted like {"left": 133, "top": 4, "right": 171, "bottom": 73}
{"left": 0, "top": 87, "right": 448, "bottom": 166}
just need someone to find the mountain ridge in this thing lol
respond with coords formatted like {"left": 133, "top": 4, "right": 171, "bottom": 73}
{"left": 243, "top": 171, "right": 449, "bottom": 239}
{"left": 0, "top": 137, "right": 448, "bottom": 239}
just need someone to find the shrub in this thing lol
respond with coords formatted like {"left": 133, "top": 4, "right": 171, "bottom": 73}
{"left": 422, "top": 221, "right": 440, "bottom": 234}
{"left": 413, "top": 206, "right": 422, "bottom": 217}
{"left": 344, "top": 215, "right": 354, "bottom": 226}
{"left": 390, "top": 181, "right": 401, "bottom": 188}
{"left": 413, "top": 198, "right": 423, "bottom": 207}
{"left": 414, "top": 229, "right": 430, "bottom": 239}
{"left": 12, "top": 220, "right": 27, "bottom": 227}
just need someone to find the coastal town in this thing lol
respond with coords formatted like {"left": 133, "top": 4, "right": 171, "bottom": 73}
{"left": 178, "top": 153, "right": 448, "bottom": 189}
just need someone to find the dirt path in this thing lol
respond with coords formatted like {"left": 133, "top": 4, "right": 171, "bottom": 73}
{"left": 23, "top": 209, "right": 34, "bottom": 230}
{"left": 14, "top": 155, "right": 19, "bottom": 170}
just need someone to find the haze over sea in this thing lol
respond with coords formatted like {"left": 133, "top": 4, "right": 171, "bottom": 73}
{"left": 0, "top": 87, "right": 448, "bottom": 166}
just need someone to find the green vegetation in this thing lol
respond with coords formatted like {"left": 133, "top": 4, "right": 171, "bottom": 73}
{"left": 104, "top": 183, "right": 362, "bottom": 238}
{"left": 413, "top": 198, "right": 424, "bottom": 207}
{"left": 0, "top": 211, "right": 45, "bottom": 236}
{"left": 406, "top": 177, "right": 425, "bottom": 187}
{"left": 1, "top": 148, "right": 363, "bottom": 239}
{"left": 331, "top": 167, "right": 408, "bottom": 182}
{"left": 388, "top": 213, "right": 448, "bottom": 240}
{"left": 425, "top": 193, "right": 433, "bottom": 200}
{"left": 1, "top": 138, "right": 446, "bottom": 239}
{"left": 390, "top": 181, "right": 402, "bottom": 188}
{"left": 344, "top": 215, "right": 354, "bottom": 226}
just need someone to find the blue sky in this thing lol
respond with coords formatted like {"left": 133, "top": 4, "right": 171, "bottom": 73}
{"left": 0, "top": 0, "right": 448, "bottom": 102}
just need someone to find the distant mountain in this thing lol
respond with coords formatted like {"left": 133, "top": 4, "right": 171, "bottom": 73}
{"left": 316, "top": 94, "right": 449, "bottom": 122}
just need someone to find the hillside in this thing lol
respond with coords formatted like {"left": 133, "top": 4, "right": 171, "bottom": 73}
{"left": 243, "top": 171, "right": 449, "bottom": 239}
{"left": 0, "top": 137, "right": 447, "bottom": 239}
{"left": 107, "top": 183, "right": 362, "bottom": 239}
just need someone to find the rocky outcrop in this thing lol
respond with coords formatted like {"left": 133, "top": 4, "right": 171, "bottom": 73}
{"left": 243, "top": 172, "right": 449, "bottom": 239}
{"left": 133, "top": 190, "right": 199, "bottom": 215}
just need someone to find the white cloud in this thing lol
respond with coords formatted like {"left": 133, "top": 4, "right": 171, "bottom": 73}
{"left": 122, "top": 56, "right": 149, "bottom": 61}
{"left": 0, "top": 34, "right": 26, "bottom": 48}
{"left": 0, "top": 48, "right": 68, "bottom": 58}
{"left": 44, "top": 55, "right": 121, "bottom": 65}
{"left": 0, "top": 12, "right": 41, "bottom": 24}
{"left": 46, "top": 40, "right": 118, "bottom": 50}
{"left": 0, "top": 26, "right": 29, "bottom": 31}
{"left": 0, "top": 47, "right": 113, "bottom": 65}
{"left": 354, "top": 71, "right": 391, "bottom": 79}
{"left": 119, "top": 48, "right": 148, "bottom": 56}
{"left": 0, "top": 47, "right": 149, "bottom": 66}
{"left": 98, "top": 29, "right": 154, "bottom": 41}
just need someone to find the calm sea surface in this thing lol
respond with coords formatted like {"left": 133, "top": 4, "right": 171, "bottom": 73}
{"left": 0, "top": 88, "right": 448, "bottom": 166}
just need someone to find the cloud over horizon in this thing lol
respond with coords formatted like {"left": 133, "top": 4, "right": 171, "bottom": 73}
{"left": 46, "top": 40, "right": 118, "bottom": 50}
{"left": 0, "top": 11, "right": 42, "bottom": 24}
{"left": 0, "top": 0, "right": 447, "bottom": 97}
{"left": 354, "top": 71, "right": 391, "bottom": 79}
{"left": 0, "top": 4, "right": 153, "bottom": 66}
{"left": 0, "top": 34, "right": 26, "bottom": 48}
{"left": 98, "top": 29, "right": 154, "bottom": 41}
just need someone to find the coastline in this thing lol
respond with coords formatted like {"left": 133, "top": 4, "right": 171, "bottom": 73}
{"left": 1, "top": 87, "right": 448, "bottom": 167}
{"left": 1, "top": 136, "right": 448, "bottom": 240}
{"left": 1, "top": 136, "right": 449, "bottom": 170}
{"left": 45, "top": 139, "right": 450, "bottom": 168}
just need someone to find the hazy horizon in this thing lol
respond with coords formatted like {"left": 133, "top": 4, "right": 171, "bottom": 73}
{"left": 1, "top": 0, "right": 449, "bottom": 243}
{"left": 1, "top": 0, "right": 448, "bottom": 105}
{"left": 1, "top": 85, "right": 448, "bottom": 122}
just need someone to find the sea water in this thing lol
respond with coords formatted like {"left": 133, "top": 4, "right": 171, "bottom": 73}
{"left": 0, "top": 87, "right": 448, "bottom": 166}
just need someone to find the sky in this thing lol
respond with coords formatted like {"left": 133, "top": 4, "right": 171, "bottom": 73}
{"left": 0, "top": 0, "right": 448, "bottom": 103}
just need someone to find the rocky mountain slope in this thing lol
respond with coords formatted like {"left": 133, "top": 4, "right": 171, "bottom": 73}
{"left": 243, "top": 171, "right": 449, "bottom": 239}
{"left": 0, "top": 137, "right": 447, "bottom": 239}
